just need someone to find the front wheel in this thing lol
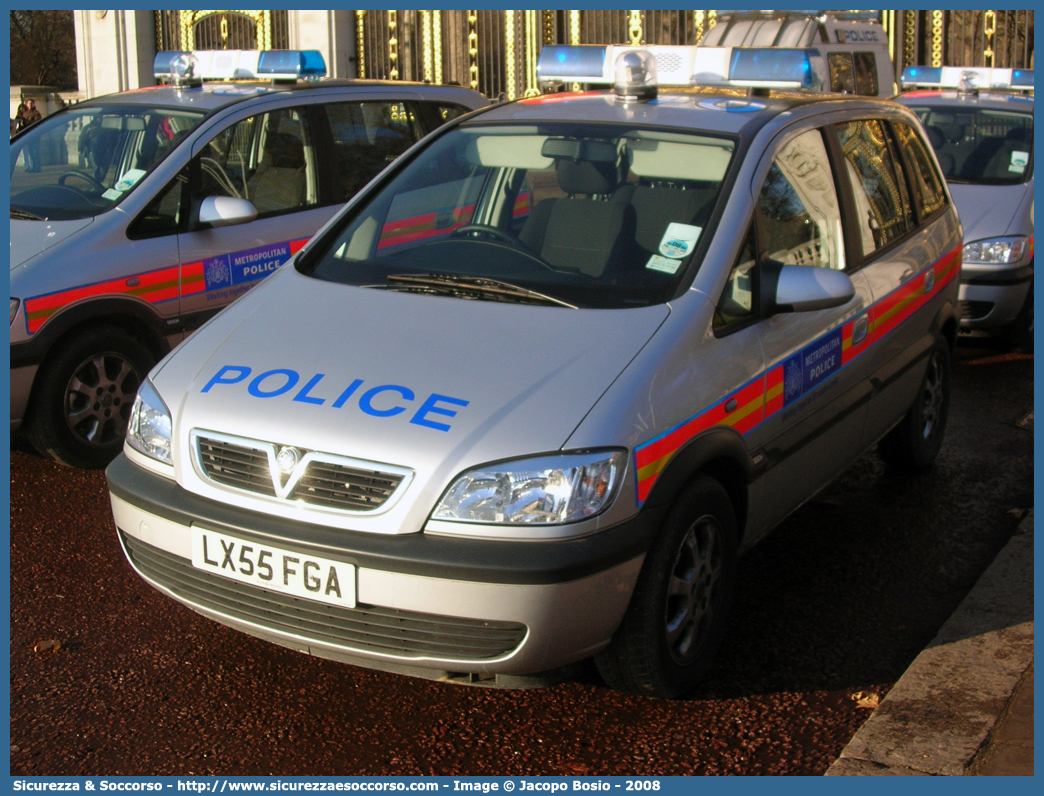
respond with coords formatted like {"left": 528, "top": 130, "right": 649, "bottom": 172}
{"left": 595, "top": 475, "right": 738, "bottom": 698}
{"left": 26, "top": 327, "right": 155, "bottom": 468}
{"left": 877, "top": 336, "right": 951, "bottom": 470}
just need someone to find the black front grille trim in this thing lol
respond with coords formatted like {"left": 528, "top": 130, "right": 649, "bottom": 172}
{"left": 121, "top": 532, "right": 527, "bottom": 661}
{"left": 959, "top": 300, "right": 995, "bottom": 321}
{"left": 194, "top": 434, "right": 407, "bottom": 513}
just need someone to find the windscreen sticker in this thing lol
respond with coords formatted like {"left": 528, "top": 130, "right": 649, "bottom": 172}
{"left": 101, "top": 189, "right": 123, "bottom": 201}
{"left": 114, "top": 168, "right": 147, "bottom": 192}
{"left": 1009, "top": 151, "right": 1029, "bottom": 173}
{"left": 658, "top": 223, "right": 702, "bottom": 259}
{"left": 645, "top": 254, "right": 683, "bottom": 274}
{"left": 199, "top": 365, "right": 470, "bottom": 432}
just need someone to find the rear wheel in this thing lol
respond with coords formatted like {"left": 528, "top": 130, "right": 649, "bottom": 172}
{"left": 27, "top": 327, "right": 155, "bottom": 469}
{"left": 878, "top": 336, "right": 951, "bottom": 470}
{"left": 595, "top": 475, "right": 737, "bottom": 698}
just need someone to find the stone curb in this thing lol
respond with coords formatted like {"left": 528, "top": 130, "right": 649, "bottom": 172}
{"left": 826, "top": 510, "right": 1034, "bottom": 776}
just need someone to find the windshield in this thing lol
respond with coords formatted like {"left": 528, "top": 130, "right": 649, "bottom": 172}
{"left": 301, "top": 122, "right": 736, "bottom": 309}
{"left": 910, "top": 105, "right": 1033, "bottom": 185}
{"left": 10, "top": 104, "right": 205, "bottom": 220}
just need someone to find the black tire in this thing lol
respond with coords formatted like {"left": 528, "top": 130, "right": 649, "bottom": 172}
{"left": 1003, "top": 282, "right": 1033, "bottom": 354}
{"left": 877, "top": 336, "right": 951, "bottom": 470}
{"left": 26, "top": 327, "right": 155, "bottom": 469}
{"left": 595, "top": 475, "right": 738, "bottom": 698}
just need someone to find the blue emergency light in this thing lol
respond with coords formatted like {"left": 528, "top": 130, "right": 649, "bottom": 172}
{"left": 1011, "top": 69, "right": 1034, "bottom": 89}
{"left": 536, "top": 46, "right": 609, "bottom": 83}
{"left": 257, "top": 50, "right": 327, "bottom": 79}
{"left": 900, "top": 66, "right": 943, "bottom": 87}
{"left": 728, "top": 48, "right": 818, "bottom": 89}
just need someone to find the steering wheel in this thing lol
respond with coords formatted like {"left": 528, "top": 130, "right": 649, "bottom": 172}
{"left": 452, "top": 224, "right": 522, "bottom": 246}
{"left": 58, "top": 171, "right": 107, "bottom": 193}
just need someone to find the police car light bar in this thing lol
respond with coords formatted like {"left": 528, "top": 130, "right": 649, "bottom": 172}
{"left": 537, "top": 44, "right": 823, "bottom": 91}
{"left": 537, "top": 45, "right": 699, "bottom": 86}
{"left": 901, "top": 65, "right": 1033, "bottom": 92}
{"left": 153, "top": 50, "right": 327, "bottom": 82}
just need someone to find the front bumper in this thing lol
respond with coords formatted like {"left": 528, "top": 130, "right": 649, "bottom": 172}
{"left": 10, "top": 364, "right": 37, "bottom": 430}
{"left": 107, "top": 453, "right": 658, "bottom": 680}
{"left": 958, "top": 263, "right": 1032, "bottom": 330}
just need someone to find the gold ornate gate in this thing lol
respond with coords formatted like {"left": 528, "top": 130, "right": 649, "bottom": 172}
{"left": 155, "top": 10, "right": 1033, "bottom": 97}
{"left": 156, "top": 10, "right": 289, "bottom": 52}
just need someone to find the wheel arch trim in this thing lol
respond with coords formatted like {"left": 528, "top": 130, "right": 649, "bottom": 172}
{"left": 637, "top": 426, "right": 752, "bottom": 545}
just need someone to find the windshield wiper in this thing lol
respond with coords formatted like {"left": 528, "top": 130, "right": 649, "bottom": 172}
{"left": 383, "top": 273, "right": 577, "bottom": 309}
{"left": 10, "top": 207, "right": 43, "bottom": 221}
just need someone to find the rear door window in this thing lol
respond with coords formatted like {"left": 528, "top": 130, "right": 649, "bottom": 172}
{"left": 853, "top": 52, "right": 879, "bottom": 96}
{"left": 325, "top": 101, "right": 423, "bottom": 200}
{"left": 893, "top": 122, "right": 947, "bottom": 219}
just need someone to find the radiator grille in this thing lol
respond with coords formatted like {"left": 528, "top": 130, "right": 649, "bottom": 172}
{"left": 289, "top": 460, "right": 403, "bottom": 511}
{"left": 197, "top": 437, "right": 275, "bottom": 496}
{"left": 194, "top": 434, "right": 407, "bottom": 512}
{"left": 122, "top": 533, "right": 527, "bottom": 661}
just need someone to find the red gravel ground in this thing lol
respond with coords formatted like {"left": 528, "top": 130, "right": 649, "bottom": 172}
{"left": 9, "top": 342, "right": 1033, "bottom": 776}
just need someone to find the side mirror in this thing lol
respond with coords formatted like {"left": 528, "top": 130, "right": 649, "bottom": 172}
{"left": 198, "top": 196, "right": 257, "bottom": 228}
{"left": 760, "top": 259, "right": 855, "bottom": 314}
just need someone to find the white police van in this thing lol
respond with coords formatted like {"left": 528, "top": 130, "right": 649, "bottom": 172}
{"left": 10, "top": 50, "right": 486, "bottom": 467}
{"left": 108, "top": 46, "right": 962, "bottom": 697}
{"left": 538, "top": 10, "right": 893, "bottom": 97}
{"left": 896, "top": 65, "right": 1034, "bottom": 350}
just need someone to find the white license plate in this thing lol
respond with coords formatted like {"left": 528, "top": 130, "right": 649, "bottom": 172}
{"left": 191, "top": 527, "right": 356, "bottom": 608}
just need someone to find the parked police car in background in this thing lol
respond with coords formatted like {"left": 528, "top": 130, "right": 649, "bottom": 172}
{"left": 896, "top": 65, "right": 1034, "bottom": 350}
{"left": 10, "top": 50, "right": 487, "bottom": 468}
{"left": 107, "top": 45, "right": 962, "bottom": 698}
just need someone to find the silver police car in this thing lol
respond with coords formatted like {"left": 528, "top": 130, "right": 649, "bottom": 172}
{"left": 10, "top": 50, "right": 486, "bottom": 468}
{"left": 896, "top": 65, "right": 1034, "bottom": 350}
{"left": 107, "top": 47, "right": 962, "bottom": 697}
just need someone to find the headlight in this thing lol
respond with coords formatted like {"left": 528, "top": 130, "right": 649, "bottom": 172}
{"left": 433, "top": 450, "right": 625, "bottom": 525}
{"left": 963, "top": 236, "right": 1028, "bottom": 265}
{"left": 10, "top": 298, "right": 19, "bottom": 326}
{"left": 127, "top": 379, "right": 173, "bottom": 465}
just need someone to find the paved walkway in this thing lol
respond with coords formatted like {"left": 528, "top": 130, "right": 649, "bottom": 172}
{"left": 827, "top": 511, "right": 1033, "bottom": 776}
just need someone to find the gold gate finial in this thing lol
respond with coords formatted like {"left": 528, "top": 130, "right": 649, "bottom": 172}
{"left": 388, "top": 10, "right": 398, "bottom": 80}
{"left": 983, "top": 10, "right": 997, "bottom": 67}
{"left": 468, "top": 11, "right": 478, "bottom": 91}
{"left": 629, "top": 10, "right": 643, "bottom": 46}
{"left": 931, "top": 10, "right": 943, "bottom": 68}
{"left": 355, "top": 10, "right": 366, "bottom": 78}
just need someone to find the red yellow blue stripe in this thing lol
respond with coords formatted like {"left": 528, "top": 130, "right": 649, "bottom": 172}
{"left": 25, "top": 237, "right": 312, "bottom": 335}
{"left": 632, "top": 243, "right": 962, "bottom": 505}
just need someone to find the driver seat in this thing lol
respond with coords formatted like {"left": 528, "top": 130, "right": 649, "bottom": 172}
{"left": 519, "top": 157, "right": 635, "bottom": 278}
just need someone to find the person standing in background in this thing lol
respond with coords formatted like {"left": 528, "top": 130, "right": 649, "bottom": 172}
{"left": 21, "top": 99, "right": 43, "bottom": 171}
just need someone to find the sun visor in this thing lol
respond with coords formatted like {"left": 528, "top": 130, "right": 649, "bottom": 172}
{"left": 627, "top": 139, "right": 733, "bottom": 182}
{"left": 465, "top": 135, "right": 553, "bottom": 169}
